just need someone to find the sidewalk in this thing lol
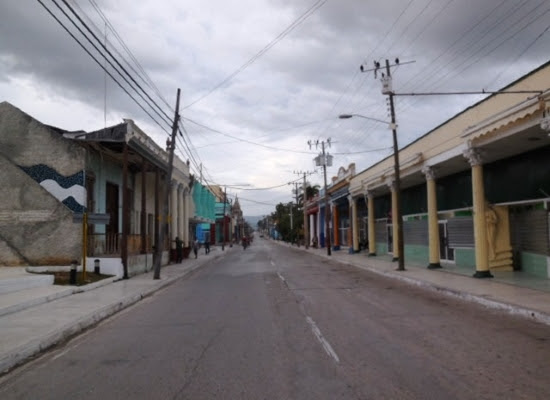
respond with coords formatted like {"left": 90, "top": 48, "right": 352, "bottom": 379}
{"left": 274, "top": 240, "right": 550, "bottom": 327}
{"left": 0, "top": 247, "right": 229, "bottom": 374}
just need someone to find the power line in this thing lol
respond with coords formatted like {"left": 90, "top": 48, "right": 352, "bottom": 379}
{"left": 36, "top": 0, "right": 171, "bottom": 136}
{"left": 85, "top": 0, "right": 172, "bottom": 110}
{"left": 182, "top": 0, "right": 328, "bottom": 109}
{"left": 58, "top": 0, "right": 172, "bottom": 126}
{"left": 485, "top": 21, "right": 550, "bottom": 89}
{"left": 182, "top": 117, "right": 318, "bottom": 154}
{"left": 43, "top": 0, "right": 211, "bottom": 184}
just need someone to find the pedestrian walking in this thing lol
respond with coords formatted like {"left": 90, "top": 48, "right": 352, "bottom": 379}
{"left": 205, "top": 239, "right": 210, "bottom": 254}
{"left": 174, "top": 236, "right": 183, "bottom": 263}
{"left": 193, "top": 238, "right": 199, "bottom": 259}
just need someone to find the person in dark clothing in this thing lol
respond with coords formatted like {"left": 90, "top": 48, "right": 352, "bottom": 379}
{"left": 174, "top": 236, "right": 183, "bottom": 263}
{"left": 205, "top": 240, "right": 210, "bottom": 254}
{"left": 193, "top": 238, "right": 199, "bottom": 259}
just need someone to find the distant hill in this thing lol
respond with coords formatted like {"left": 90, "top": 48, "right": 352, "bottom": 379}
{"left": 244, "top": 215, "right": 262, "bottom": 228}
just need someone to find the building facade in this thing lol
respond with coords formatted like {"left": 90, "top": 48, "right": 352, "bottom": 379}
{"left": 348, "top": 61, "right": 550, "bottom": 279}
{"left": 0, "top": 102, "right": 193, "bottom": 278}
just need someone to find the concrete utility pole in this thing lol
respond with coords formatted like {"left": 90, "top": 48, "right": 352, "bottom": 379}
{"left": 154, "top": 89, "right": 181, "bottom": 280}
{"left": 294, "top": 170, "right": 315, "bottom": 249}
{"left": 321, "top": 141, "right": 331, "bottom": 256}
{"left": 384, "top": 59, "right": 405, "bottom": 271}
{"left": 302, "top": 174, "right": 308, "bottom": 248}
{"left": 222, "top": 186, "right": 227, "bottom": 251}
{"left": 355, "top": 59, "right": 406, "bottom": 271}
{"left": 290, "top": 202, "right": 294, "bottom": 235}
{"left": 310, "top": 139, "right": 333, "bottom": 256}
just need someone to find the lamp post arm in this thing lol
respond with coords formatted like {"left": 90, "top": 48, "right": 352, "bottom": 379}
{"left": 339, "top": 114, "right": 391, "bottom": 126}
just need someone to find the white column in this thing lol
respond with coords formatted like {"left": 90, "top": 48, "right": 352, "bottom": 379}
{"left": 170, "top": 181, "right": 178, "bottom": 246}
{"left": 182, "top": 188, "right": 190, "bottom": 246}
{"left": 365, "top": 191, "right": 376, "bottom": 256}
{"left": 349, "top": 195, "right": 359, "bottom": 252}
{"left": 309, "top": 214, "right": 314, "bottom": 245}
{"left": 422, "top": 166, "right": 441, "bottom": 269}
{"left": 177, "top": 184, "right": 183, "bottom": 239}
{"left": 464, "top": 147, "right": 493, "bottom": 278}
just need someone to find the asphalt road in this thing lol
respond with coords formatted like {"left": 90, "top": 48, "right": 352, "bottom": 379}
{"left": 1, "top": 239, "right": 550, "bottom": 399}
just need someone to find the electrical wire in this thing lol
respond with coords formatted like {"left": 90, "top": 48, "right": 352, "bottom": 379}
{"left": 58, "top": 0, "right": 172, "bottom": 126}
{"left": 36, "top": 0, "right": 172, "bottom": 136}
{"left": 182, "top": 0, "right": 328, "bottom": 109}
{"left": 86, "top": 0, "right": 173, "bottom": 110}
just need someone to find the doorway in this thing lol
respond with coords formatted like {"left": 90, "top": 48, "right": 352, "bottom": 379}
{"left": 106, "top": 182, "right": 119, "bottom": 253}
{"left": 439, "top": 221, "right": 455, "bottom": 262}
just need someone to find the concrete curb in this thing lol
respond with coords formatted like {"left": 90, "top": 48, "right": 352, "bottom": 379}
{"left": 278, "top": 241, "right": 550, "bottom": 327}
{"left": 0, "top": 287, "right": 74, "bottom": 318}
{"left": 0, "top": 275, "right": 119, "bottom": 318}
{"left": 0, "top": 252, "right": 226, "bottom": 374}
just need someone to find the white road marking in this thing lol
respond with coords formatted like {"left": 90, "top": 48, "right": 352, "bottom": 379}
{"left": 305, "top": 316, "right": 340, "bottom": 364}
{"left": 271, "top": 260, "right": 275, "bottom": 266}
{"left": 277, "top": 271, "right": 286, "bottom": 283}
{"left": 51, "top": 344, "right": 77, "bottom": 361}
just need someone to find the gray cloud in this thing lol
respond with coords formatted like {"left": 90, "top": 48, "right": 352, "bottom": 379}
{"left": 1, "top": 0, "right": 549, "bottom": 216}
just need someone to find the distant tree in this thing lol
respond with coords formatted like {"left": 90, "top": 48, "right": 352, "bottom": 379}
{"left": 297, "top": 183, "right": 320, "bottom": 206}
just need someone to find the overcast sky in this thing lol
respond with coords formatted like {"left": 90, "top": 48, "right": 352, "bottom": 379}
{"left": 1, "top": 0, "right": 549, "bottom": 217}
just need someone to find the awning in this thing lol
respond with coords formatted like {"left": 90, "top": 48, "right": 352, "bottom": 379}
{"left": 461, "top": 93, "right": 547, "bottom": 141}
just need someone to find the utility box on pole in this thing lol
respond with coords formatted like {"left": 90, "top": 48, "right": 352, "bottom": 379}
{"left": 381, "top": 75, "right": 392, "bottom": 95}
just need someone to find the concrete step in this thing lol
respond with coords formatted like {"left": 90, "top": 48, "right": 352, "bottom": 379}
{"left": 0, "top": 268, "right": 54, "bottom": 294}
{"left": 0, "top": 285, "right": 73, "bottom": 317}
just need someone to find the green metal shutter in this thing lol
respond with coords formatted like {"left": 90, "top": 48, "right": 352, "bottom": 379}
{"left": 375, "top": 220, "right": 386, "bottom": 245}
{"left": 510, "top": 208, "right": 549, "bottom": 254}
{"left": 447, "top": 217, "right": 474, "bottom": 248}
{"left": 404, "top": 219, "right": 428, "bottom": 246}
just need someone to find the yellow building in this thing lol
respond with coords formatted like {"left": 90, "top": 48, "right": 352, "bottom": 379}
{"left": 349, "top": 61, "right": 550, "bottom": 279}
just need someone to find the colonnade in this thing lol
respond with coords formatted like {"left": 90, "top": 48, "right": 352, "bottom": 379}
{"left": 308, "top": 146, "right": 498, "bottom": 277}
{"left": 170, "top": 181, "right": 191, "bottom": 247}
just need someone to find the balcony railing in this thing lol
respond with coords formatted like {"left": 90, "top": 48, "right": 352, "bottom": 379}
{"left": 87, "top": 233, "right": 170, "bottom": 257}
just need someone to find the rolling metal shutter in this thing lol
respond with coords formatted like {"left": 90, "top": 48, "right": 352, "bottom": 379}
{"left": 404, "top": 219, "right": 428, "bottom": 245}
{"left": 375, "top": 220, "right": 387, "bottom": 244}
{"left": 447, "top": 217, "right": 474, "bottom": 248}
{"left": 510, "top": 208, "right": 549, "bottom": 254}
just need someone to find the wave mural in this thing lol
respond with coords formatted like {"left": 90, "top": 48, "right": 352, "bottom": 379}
{"left": 18, "top": 164, "right": 86, "bottom": 213}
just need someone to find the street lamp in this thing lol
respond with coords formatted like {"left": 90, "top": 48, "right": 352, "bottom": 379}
{"left": 339, "top": 112, "right": 405, "bottom": 271}
{"left": 339, "top": 113, "right": 395, "bottom": 128}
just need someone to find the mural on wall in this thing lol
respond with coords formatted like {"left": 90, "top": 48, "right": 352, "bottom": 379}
{"left": 18, "top": 164, "right": 86, "bottom": 213}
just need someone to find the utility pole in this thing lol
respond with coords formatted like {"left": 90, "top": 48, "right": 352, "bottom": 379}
{"left": 366, "top": 59, "right": 406, "bottom": 270}
{"left": 310, "top": 139, "right": 333, "bottom": 256}
{"left": 222, "top": 186, "right": 227, "bottom": 251}
{"left": 290, "top": 202, "right": 294, "bottom": 236}
{"left": 154, "top": 89, "right": 181, "bottom": 279}
{"left": 294, "top": 170, "right": 315, "bottom": 249}
{"left": 384, "top": 59, "right": 405, "bottom": 271}
{"left": 302, "top": 173, "right": 308, "bottom": 248}
{"left": 293, "top": 181, "right": 299, "bottom": 245}
{"left": 288, "top": 181, "right": 300, "bottom": 245}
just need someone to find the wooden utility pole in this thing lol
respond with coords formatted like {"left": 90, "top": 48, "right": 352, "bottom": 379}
{"left": 154, "top": 89, "right": 181, "bottom": 279}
